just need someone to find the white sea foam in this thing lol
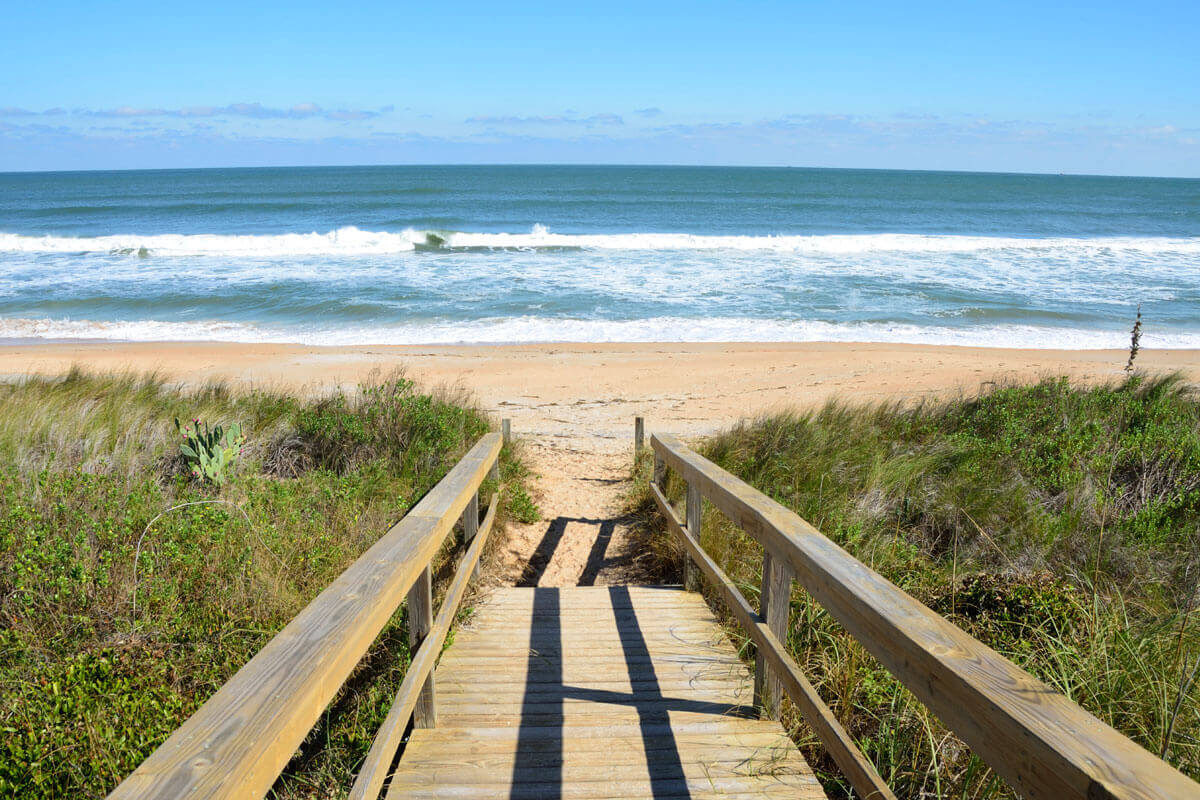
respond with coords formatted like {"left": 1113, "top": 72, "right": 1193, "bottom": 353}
{"left": 1, "top": 315, "right": 1197, "bottom": 350}
{"left": 2, "top": 226, "right": 1199, "bottom": 257}
{"left": 0, "top": 227, "right": 424, "bottom": 256}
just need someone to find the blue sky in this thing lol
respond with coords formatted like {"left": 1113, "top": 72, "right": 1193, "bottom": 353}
{"left": 1, "top": 1, "right": 1197, "bottom": 175}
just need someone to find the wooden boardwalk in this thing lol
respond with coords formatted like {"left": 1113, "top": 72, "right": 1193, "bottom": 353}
{"left": 385, "top": 585, "right": 825, "bottom": 799}
{"left": 111, "top": 428, "right": 1200, "bottom": 800}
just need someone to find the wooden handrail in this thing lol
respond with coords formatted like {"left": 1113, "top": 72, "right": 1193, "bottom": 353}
{"left": 109, "top": 431, "right": 504, "bottom": 800}
{"left": 650, "top": 431, "right": 1200, "bottom": 800}
{"left": 350, "top": 492, "right": 499, "bottom": 800}
{"left": 651, "top": 482, "right": 896, "bottom": 800}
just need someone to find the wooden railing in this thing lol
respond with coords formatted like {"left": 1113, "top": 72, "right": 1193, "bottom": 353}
{"left": 648, "top": 431, "right": 1200, "bottom": 800}
{"left": 109, "top": 430, "right": 505, "bottom": 800}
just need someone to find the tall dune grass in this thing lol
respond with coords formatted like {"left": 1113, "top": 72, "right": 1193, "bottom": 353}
{"left": 633, "top": 374, "right": 1200, "bottom": 797}
{"left": 0, "top": 368, "right": 527, "bottom": 798}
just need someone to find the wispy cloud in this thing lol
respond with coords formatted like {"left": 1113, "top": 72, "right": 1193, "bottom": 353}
{"left": 634, "top": 107, "right": 662, "bottom": 117}
{"left": 465, "top": 112, "right": 624, "bottom": 127}
{"left": 1, "top": 106, "right": 1195, "bottom": 176}
{"left": 0, "top": 102, "right": 388, "bottom": 121}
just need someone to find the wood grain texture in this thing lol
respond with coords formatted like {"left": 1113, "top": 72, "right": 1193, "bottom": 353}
{"left": 652, "top": 433, "right": 1200, "bottom": 800}
{"left": 755, "top": 551, "right": 793, "bottom": 720}
{"left": 385, "top": 586, "right": 826, "bottom": 800}
{"left": 108, "top": 433, "right": 502, "bottom": 800}
{"left": 684, "top": 482, "right": 703, "bottom": 592}
{"left": 461, "top": 491, "right": 480, "bottom": 579}
{"left": 652, "top": 483, "right": 895, "bottom": 800}
{"left": 407, "top": 566, "right": 437, "bottom": 729}
{"left": 350, "top": 493, "right": 498, "bottom": 800}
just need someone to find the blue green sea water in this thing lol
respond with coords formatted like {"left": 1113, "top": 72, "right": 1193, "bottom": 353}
{"left": 0, "top": 165, "right": 1196, "bottom": 347}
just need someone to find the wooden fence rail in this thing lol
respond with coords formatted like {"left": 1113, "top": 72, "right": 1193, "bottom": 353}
{"left": 649, "top": 431, "right": 1200, "bottom": 800}
{"left": 109, "top": 430, "right": 505, "bottom": 800}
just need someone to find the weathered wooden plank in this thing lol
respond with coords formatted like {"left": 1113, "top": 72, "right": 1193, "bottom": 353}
{"left": 461, "top": 491, "right": 480, "bottom": 579}
{"left": 405, "top": 718, "right": 797, "bottom": 741}
{"left": 462, "top": 618, "right": 710, "bottom": 629}
{"left": 439, "top": 650, "right": 740, "bottom": 665}
{"left": 398, "top": 730, "right": 793, "bottom": 754}
{"left": 684, "top": 481, "right": 703, "bottom": 591}
{"left": 108, "top": 433, "right": 502, "bottom": 800}
{"left": 436, "top": 677, "right": 749, "bottom": 693}
{"left": 755, "top": 550, "right": 793, "bottom": 719}
{"left": 452, "top": 621, "right": 728, "bottom": 635}
{"left": 653, "top": 434, "right": 1200, "bottom": 800}
{"left": 406, "top": 566, "right": 437, "bottom": 729}
{"left": 460, "top": 611, "right": 715, "bottom": 622}
{"left": 478, "top": 592, "right": 704, "bottom": 605}
{"left": 434, "top": 665, "right": 747, "bottom": 684}
{"left": 386, "top": 757, "right": 814, "bottom": 782}
{"left": 386, "top": 774, "right": 823, "bottom": 800}
{"left": 436, "top": 651, "right": 741, "bottom": 664}
{"left": 391, "top": 789, "right": 814, "bottom": 800}
{"left": 396, "top": 750, "right": 810, "bottom": 775}
{"left": 350, "top": 493, "right": 499, "bottom": 800}
{"left": 434, "top": 692, "right": 750, "bottom": 711}
{"left": 441, "top": 705, "right": 753, "bottom": 724}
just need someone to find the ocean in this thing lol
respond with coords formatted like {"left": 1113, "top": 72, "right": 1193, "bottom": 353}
{"left": 0, "top": 165, "right": 1197, "bottom": 348}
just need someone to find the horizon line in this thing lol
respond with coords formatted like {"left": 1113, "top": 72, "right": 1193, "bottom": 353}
{"left": 2, "top": 162, "right": 1197, "bottom": 182}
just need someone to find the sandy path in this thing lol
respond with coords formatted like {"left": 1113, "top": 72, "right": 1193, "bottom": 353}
{"left": 489, "top": 437, "right": 655, "bottom": 587}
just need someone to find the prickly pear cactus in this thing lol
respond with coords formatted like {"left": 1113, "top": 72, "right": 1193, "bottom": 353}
{"left": 174, "top": 418, "right": 246, "bottom": 486}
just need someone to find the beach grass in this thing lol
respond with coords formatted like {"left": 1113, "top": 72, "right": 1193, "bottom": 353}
{"left": 631, "top": 373, "right": 1200, "bottom": 797}
{"left": 0, "top": 368, "right": 530, "bottom": 798}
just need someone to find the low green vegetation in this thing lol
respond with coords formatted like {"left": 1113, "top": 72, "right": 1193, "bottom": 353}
{"left": 636, "top": 374, "right": 1200, "bottom": 798}
{"left": 0, "top": 369, "right": 531, "bottom": 798}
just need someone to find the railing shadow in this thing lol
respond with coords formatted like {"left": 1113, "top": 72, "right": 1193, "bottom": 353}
{"left": 516, "top": 514, "right": 640, "bottom": 587}
{"left": 508, "top": 585, "right": 751, "bottom": 798}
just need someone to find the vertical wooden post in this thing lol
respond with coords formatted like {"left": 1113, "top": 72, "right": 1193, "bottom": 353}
{"left": 406, "top": 565, "right": 437, "bottom": 728}
{"left": 684, "top": 483, "right": 703, "bottom": 592}
{"left": 462, "top": 491, "right": 480, "bottom": 578}
{"left": 501, "top": 418, "right": 511, "bottom": 444}
{"left": 755, "top": 550, "right": 793, "bottom": 719}
{"left": 634, "top": 416, "right": 644, "bottom": 454}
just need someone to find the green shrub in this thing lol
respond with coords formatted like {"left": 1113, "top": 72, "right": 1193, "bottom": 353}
{"left": 506, "top": 485, "right": 541, "bottom": 524}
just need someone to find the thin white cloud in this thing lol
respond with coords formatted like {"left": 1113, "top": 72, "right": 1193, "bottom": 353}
{"left": 0, "top": 102, "right": 387, "bottom": 121}
{"left": 466, "top": 113, "right": 624, "bottom": 127}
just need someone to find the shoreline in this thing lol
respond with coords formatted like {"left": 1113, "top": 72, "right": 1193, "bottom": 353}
{"left": 2, "top": 340, "right": 1197, "bottom": 446}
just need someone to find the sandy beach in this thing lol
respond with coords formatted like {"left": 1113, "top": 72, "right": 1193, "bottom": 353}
{"left": 2, "top": 340, "right": 1196, "bottom": 444}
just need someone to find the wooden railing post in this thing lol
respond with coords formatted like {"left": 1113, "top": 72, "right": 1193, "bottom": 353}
{"left": 684, "top": 483, "right": 702, "bottom": 592}
{"left": 462, "top": 492, "right": 480, "bottom": 578}
{"left": 755, "top": 550, "right": 793, "bottom": 719}
{"left": 501, "top": 418, "right": 511, "bottom": 444}
{"left": 634, "top": 416, "right": 645, "bottom": 454}
{"left": 407, "top": 566, "right": 436, "bottom": 728}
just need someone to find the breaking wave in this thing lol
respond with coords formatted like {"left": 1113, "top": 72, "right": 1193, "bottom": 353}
{"left": 3, "top": 226, "right": 1199, "bottom": 257}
